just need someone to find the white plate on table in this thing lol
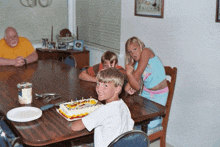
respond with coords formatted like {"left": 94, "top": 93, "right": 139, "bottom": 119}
{"left": 7, "top": 107, "right": 42, "bottom": 122}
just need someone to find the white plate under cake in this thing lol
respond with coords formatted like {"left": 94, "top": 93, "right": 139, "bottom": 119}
{"left": 57, "top": 98, "right": 102, "bottom": 121}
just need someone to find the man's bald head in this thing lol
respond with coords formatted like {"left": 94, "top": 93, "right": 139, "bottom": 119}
{"left": 4, "top": 27, "right": 19, "bottom": 48}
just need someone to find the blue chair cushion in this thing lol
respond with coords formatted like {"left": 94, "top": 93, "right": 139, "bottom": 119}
{"left": 0, "top": 118, "right": 23, "bottom": 147}
{"left": 109, "top": 130, "right": 149, "bottom": 147}
{"left": 134, "top": 124, "right": 163, "bottom": 135}
{"left": 147, "top": 125, "right": 163, "bottom": 135}
{"left": 64, "top": 56, "right": 75, "bottom": 67}
{"left": 0, "top": 136, "right": 8, "bottom": 147}
{"left": 112, "top": 134, "right": 148, "bottom": 147}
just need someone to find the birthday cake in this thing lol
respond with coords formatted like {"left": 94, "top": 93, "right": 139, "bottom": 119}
{"left": 58, "top": 98, "right": 101, "bottom": 120}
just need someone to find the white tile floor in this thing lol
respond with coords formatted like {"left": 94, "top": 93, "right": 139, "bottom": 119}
{"left": 150, "top": 140, "right": 173, "bottom": 147}
{"left": 69, "top": 137, "right": 174, "bottom": 147}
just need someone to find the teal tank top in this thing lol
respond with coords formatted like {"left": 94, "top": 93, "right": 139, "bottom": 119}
{"left": 134, "top": 56, "right": 166, "bottom": 89}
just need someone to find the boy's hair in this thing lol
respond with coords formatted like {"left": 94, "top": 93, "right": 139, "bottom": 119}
{"left": 96, "top": 68, "right": 124, "bottom": 87}
{"left": 101, "top": 51, "right": 118, "bottom": 65}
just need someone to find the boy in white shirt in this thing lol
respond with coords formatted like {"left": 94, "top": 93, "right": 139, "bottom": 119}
{"left": 71, "top": 68, "right": 134, "bottom": 147}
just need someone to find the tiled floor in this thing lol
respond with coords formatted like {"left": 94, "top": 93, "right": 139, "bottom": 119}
{"left": 150, "top": 140, "right": 174, "bottom": 147}
{"left": 68, "top": 136, "right": 174, "bottom": 147}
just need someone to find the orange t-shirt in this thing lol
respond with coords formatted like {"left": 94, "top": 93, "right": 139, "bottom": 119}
{"left": 0, "top": 37, "right": 34, "bottom": 59}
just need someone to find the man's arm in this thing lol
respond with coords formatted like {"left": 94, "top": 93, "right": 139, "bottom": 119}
{"left": 25, "top": 50, "right": 38, "bottom": 64}
{"left": 0, "top": 51, "right": 38, "bottom": 66}
{"left": 0, "top": 58, "right": 16, "bottom": 66}
{"left": 71, "top": 119, "right": 86, "bottom": 131}
{"left": 78, "top": 70, "right": 97, "bottom": 82}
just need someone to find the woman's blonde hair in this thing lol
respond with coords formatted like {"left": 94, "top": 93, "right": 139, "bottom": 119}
{"left": 125, "top": 36, "right": 145, "bottom": 65}
{"left": 96, "top": 67, "right": 124, "bottom": 87}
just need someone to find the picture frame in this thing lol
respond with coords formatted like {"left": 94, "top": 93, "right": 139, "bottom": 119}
{"left": 135, "top": 0, "right": 164, "bottom": 18}
{"left": 48, "top": 42, "right": 56, "bottom": 49}
{"left": 57, "top": 42, "right": 67, "bottom": 50}
{"left": 41, "top": 38, "right": 48, "bottom": 49}
{"left": 73, "top": 40, "right": 84, "bottom": 51}
{"left": 216, "top": 0, "right": 220, "bottom": 22}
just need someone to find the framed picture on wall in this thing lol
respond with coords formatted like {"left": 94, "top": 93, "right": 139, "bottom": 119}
{"left": 73, "top": 40, "right": 84, "bottom": 51}
{"left": 216, "top": 0, "right": 220, "bottom": 22}
{"left": 135, "top": 0, "right": 164, "bottom": 18}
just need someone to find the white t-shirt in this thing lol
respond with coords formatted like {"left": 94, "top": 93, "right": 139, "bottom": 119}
{"left": 82, "top": 99, "right": 134, "bottom": 147}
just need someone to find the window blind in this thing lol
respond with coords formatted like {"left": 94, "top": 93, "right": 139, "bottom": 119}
{"left": 0, "top": 0, "right": 68, "bottom": 44}
{"left": 76, "top": 0, "right": 121, "bottom": 52}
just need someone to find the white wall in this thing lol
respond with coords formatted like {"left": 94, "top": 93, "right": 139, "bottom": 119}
{"left": 6, "top": 1, "right": 220, "bottom": 146}
{"left": 29, "top": 1, "right": 220, "bottom": 146}
{"left": 120, "top": 0, "right": 220, "bottom": 147}
{"left": 86, "top": 47, "right": 104, "bottom": 66}
{"left": 0, "top": 0, "right": 68, "bottom": 44}
{"left": 31, "top": 1, "right": 220, "bottom": 146}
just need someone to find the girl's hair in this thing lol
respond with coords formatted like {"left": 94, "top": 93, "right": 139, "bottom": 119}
{"left": 125, "top": 36, "right": 145, "bottom": 65}
{"left": 101, "top": 51, "right": 118, "bottom": 65}
{"left": 96, "top": 68, "right": 124, "bottom": 87}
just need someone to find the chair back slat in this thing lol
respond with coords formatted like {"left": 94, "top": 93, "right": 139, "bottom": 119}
{"left": 164, "top": 66, "right": 177, "bottom": 109}
{"left": 162, "top": 66, "right": 177, "bottom": 131}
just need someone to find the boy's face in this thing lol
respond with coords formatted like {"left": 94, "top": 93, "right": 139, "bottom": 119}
{"left": 96, "top": 81, "right": 120, "bottom": 103}
{"left": 103, "top": 60, "right": 117, "bottom": 69}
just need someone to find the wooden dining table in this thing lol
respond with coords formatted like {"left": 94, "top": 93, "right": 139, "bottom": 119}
{"left": 0, "top": 60, "right": 165, "bottom": 146}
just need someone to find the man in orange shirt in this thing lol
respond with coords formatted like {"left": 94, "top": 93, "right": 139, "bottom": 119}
{"left": 0, "top": 27, "right": 38, "bottom": 66}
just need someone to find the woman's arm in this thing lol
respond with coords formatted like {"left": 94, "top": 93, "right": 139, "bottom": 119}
{"left": 124, "top": 82, "right": 136, "bottom": 95}
{"left": 126, "top": 48, "right": 154, "bottom": 90}
{"left": 126, "top": 64, "right": 141, "bottom": 90}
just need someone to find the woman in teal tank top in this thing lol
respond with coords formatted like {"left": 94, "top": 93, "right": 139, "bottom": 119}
{"left": 124, "top": 36, "right": 168, "bottom": 132}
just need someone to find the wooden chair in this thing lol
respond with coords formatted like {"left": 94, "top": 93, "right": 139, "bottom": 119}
{"left": 108, "top": 130, "right": 150, "bottom": 147}
{"left": 148, "top": 66, "right": 177, "bottom": 147}
{"left": 0, "top": 113, "right": 23, "bottom": 147}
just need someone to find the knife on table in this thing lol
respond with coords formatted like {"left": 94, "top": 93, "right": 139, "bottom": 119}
{"left": 40, "top": 101, "right": 65, "bottom": 111}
